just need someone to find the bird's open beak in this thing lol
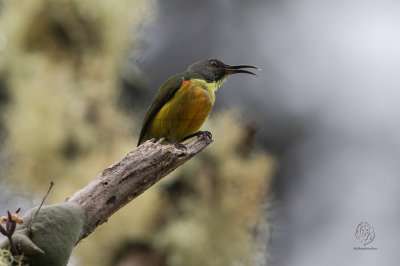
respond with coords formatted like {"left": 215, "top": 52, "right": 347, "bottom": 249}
{"left": 224, "top": 64, "right": 260, "bottom": 75}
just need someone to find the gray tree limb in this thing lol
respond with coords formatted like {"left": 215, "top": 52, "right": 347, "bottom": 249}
{"left": 66, "top": 137, "right": 212, "bottom": 240}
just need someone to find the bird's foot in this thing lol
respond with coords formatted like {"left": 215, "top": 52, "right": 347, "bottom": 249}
{"left": 165, "top": 138, "right": 187, "bottom": 150}
{"left": 182, "top": 131, "right": 213, "bottom": 141}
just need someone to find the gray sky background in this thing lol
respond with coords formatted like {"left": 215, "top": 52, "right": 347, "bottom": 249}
{"left": 137, "top": 0, "right": 400, "bottom": 265}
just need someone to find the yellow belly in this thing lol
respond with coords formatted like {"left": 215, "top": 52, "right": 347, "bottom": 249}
{"left": 147, "top": 81, "right": 213, "bottom": 142}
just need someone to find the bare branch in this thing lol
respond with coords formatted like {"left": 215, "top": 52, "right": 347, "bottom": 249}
{"left": 66, "top": 137, "right": 212, "bottom": 240}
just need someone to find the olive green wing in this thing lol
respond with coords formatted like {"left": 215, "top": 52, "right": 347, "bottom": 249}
{"left": 137, "top": 74, "right": 185, "bottom": 146}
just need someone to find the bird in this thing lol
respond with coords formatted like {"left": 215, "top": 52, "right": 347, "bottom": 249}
{"left": 137, "top": 58, "right": 259, "bottom": 148}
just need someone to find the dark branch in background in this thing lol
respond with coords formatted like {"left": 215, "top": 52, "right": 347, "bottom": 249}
{"left": 66, "top": 137, "right": 212, "bottom": 240}
{"left": 0, "top": 208, "right": 22, "bottom": 254}
{"left": 5, "top": 211, "right": 16, "bottom": 254}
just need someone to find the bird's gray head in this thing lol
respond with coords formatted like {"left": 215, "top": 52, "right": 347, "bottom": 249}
{"left": 187, "top": 58, "right": 259, "bottom": 83}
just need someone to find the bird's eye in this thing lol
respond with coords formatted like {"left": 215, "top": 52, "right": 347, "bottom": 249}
{"left": 210, "top": 61, "right": 218, "bottom": 67}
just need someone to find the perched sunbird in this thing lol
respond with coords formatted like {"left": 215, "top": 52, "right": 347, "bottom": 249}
{"left": 137, "top": 58, "right": 259, "bottom": 148}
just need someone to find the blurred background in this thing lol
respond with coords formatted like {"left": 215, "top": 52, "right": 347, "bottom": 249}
{"left": 0, "top": 0, "right": 399, "bottom": 265}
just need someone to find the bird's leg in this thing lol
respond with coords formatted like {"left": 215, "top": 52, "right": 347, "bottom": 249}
{"left": 165, "top": 137, "right": 187, "bottom": 150}
{"left": 182, "top": 131, "right": 212, "bottom": 141}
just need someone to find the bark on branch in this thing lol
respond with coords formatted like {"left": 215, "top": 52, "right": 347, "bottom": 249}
{"left": 66, "top": 137, "right": 212, "bottom": 240}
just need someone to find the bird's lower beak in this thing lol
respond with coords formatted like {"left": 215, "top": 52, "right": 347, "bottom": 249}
{"left": 224, "top": 64, "right": 260, "bottom": 75}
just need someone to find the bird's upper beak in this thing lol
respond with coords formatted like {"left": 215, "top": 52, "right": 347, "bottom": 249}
{"left": 224, "top": 64, "right": 260, "bottom": 75}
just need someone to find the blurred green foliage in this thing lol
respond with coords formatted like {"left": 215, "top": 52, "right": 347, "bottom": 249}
{"left": 0, "top": 0, "right": 155, "bottom": 192}
{"left": 0, "top": 0, "right": 274, "bottom": 265}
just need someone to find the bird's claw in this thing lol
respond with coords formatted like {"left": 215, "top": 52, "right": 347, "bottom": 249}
{"left": 165, "top": 137, "right": 187, "bottom": 150}
{"left": 173, "top": 142, "right": 187, "bottom": 150}
{"left": 201, "top": 131, "right": 212, "bottom": 140}
{"left": 194, "top": 130, "right": 212, "bottom": 140}
{"left": 182, "top": 131, "right": 213, "bottom": 142}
